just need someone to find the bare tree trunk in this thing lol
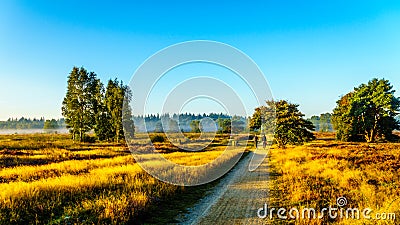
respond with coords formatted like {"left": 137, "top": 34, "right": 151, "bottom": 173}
{"left": 79, "top": 129, "right": 83, "bottom": 142}
{"left": 116, "top": 129, "right": 119, "bottom": 143}
{"left": 365, "top": 129, "right": 375, "bottom": 143}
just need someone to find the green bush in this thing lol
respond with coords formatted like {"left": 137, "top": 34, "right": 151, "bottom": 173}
{"left": 150, "top": 134, "right": 165, "bottom": 143}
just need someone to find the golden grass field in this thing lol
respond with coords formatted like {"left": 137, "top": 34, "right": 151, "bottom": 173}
{"left": 268, "top": 133, "right": 400, "bottom": 224}
{"left": 0, "top": 133, "right": 249, "bottom": 224}
{"left": 1, "top": 132, "right": 399, "bottom": 224}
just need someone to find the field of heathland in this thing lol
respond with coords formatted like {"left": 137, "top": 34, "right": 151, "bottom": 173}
{"left": 0, "top": 132, "right": 399, "bottom": 224}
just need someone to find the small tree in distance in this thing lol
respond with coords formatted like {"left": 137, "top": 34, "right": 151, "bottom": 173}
{"left": 308, "top": 113, "right": 333, "bottom": 132}
{"left": 319, "top": 113, "right": 332, "bottom": 132}
{"left": 190, "top": 120, "right": 201, "bottom": 133}
{"left": 217, "top": 118, "right": 231, "bottom": 133}
{"left": 167, "top": 119, "right": 179, "bottom": 132}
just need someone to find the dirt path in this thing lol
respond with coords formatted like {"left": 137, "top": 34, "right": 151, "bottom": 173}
{"left": 177, "top": 151, "right": 270, "bottom": 225}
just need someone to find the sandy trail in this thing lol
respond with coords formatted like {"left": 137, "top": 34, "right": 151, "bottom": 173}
{"left": 178, "top": 151, "right": 270, "bottom": 225}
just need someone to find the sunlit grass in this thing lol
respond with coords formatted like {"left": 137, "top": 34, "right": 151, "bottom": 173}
{"left": 0, "top": 133, "right": 246, "bottom": 224}
{"left": 269, "top": 138, "right": 400, "bottom": 224}
{"left": 0, "top": 155, "right": 134, "bottom": 182}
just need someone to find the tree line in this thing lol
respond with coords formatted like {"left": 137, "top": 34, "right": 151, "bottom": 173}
{"left": 61, "top": 68, "right": 399, "bottom": 147}
{"left": 62, "top": 67, "right": 134, "bottom": 142}
{"left": 249, "top": 78, "right": 400, "bottom": 147}
{"left": 189, "top": 116, "right": 247, "bottom": 134}
{"left": 0, "top": 117, "right": 65, "bottom": 129}
{"left": 134, "top": 112, "right": 230, "bottom": 132}
{"left": 134, "top": 113, "right": 246, "bottom": 133}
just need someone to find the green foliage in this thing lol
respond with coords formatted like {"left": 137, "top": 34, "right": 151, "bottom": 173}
{"left": 308, "top": 113, "right": 333, "bottom": 132}
{"left": 272, "top": 100, "right": 315, "bottom": 147}
{"left": 154, "top": 121, "right": 164, "bottom": 133}
{"left": 332, "top": 92, "right": 355, "bottom": 141}
{"left": 95, "top": 112, "right": 113, "bottom": 141}
{"left": 249, "top": 107, "right": 263, "bottom": 131}
{"left": 122, "top": 87, "right": 135, "bottom": 140}
{"left": 308, "top": 115, "right": 320, "bottom": 131}
{"left": 319, "top": 113, "right": 332, "bottom": 132}
{"left": 133, "top": 113, "right": 232, "bottom": 132}
{"left": 251, "top": 100, "right": 315, "bottom": 148}
{"left": 43, "top": 119, "right": 59, "bottom": 129}
{"left": 62, "top": 67, "right": 100, "bottom": 141}
{"left": 332, "top": 78, "right": 400, "bottom": 142}
{"left": 231, "top": 116, "right": 246, "bottom": 133}
{"left": 91, "top": 77, "right": 112, "bottom": 141}
{"left": 150, "top": 134, "right": 166, "bottom": 142}
{"left": 62, "top": 67, "right": 134, "bottom": 142}
{"left": 104, "top": 79, "right": 134, "bottom": 142}
{"left": 0, "top": 118, "right": 65, "bottom": 129}
{"left": 217, "top": 118, "right": 231, "bottom": 133}
{"left": 94, "top": 79, "right": 135, "bottom": 142}
{"left": 167, "top": 119, "right": 179, "bottom": 132}
{"left": 190, "top": 120, "right": 201, "bottom": 133}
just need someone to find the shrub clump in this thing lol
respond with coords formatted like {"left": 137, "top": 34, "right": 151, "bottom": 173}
{"left": 150, "top": 134, "right": 165, "bottom": 143}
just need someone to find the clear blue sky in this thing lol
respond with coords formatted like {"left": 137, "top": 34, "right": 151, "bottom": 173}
{"left": 1, "top": 0, "right": 400, "bottom": 120}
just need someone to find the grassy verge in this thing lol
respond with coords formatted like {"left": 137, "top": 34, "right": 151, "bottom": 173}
{"left": 268, "top": 139, "right": 400, "bottom": 225}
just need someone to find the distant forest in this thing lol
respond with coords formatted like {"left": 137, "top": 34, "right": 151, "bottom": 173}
{"left": 307, "top": 113, "right": 334, "bottom": 132}
{"left": 0, "top": 113, "right": 247, "bottom": 133}
{"left": 7, "top": 112, "right": 396, "bottom": 133}
{"left": 133, "top": 113, "right": 247, "bottom": 133}
{"left": 0, "top": 117, "right": 66, "bottom": 129}
{"left": 2, "top": 113, "right": 398, "bottom": 132}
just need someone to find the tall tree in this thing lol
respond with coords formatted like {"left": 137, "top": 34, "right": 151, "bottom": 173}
{"left": 88, "top": 75, "right": 112, "bottom": 141}
{"left": 251, "top": 100, "right": 315, "bottom": 148}
{"left": 95, "top": 111, "right": 113, "bottom": 141}
{"left": 332, "top": 78, "right": 400, "bottom": 142}
{"left": 332, "top": 92, "right": 355, "bottom": 141}
{"left": 104, "top": 79, "right": 134, "bottom": 142}
{"left": 122, "top": 85, "right": 135, "bottom": 140}
{"left": 62, "top": 67, "right": 100, "bottom": 141}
